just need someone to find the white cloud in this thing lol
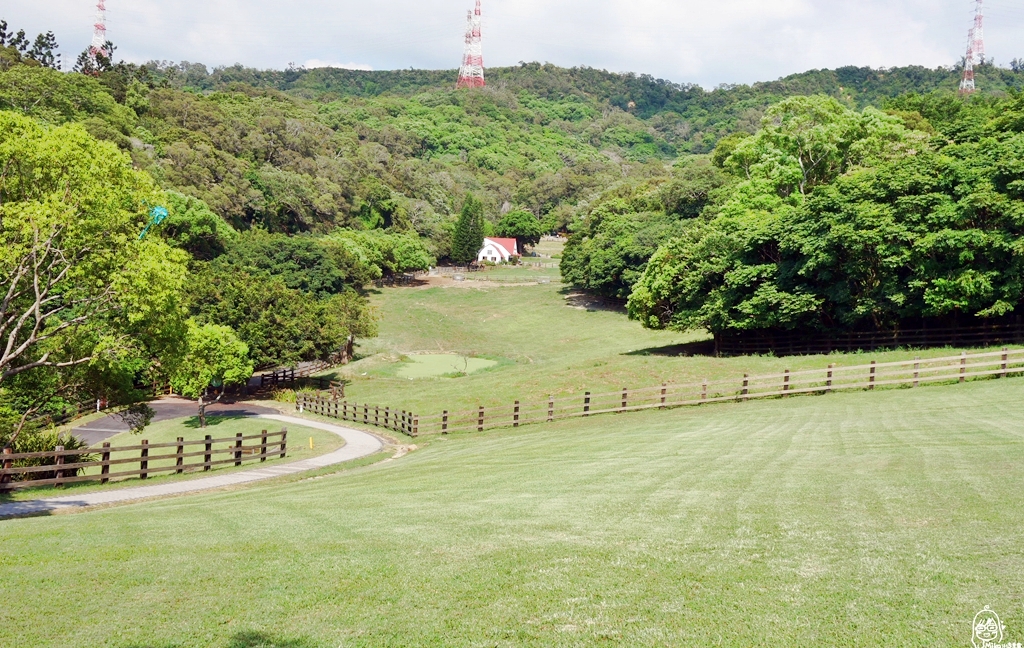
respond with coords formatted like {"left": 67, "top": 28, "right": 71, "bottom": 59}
{"left": 3, "top": 0, "right": 1022, "bottom": 87}
{"left": 304, "top": 59, "right": 373, "bottom": 71}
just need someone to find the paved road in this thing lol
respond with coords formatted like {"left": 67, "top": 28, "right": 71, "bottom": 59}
{"left": 74, "top": 397, "right": 280, "bottom": 446}
{"left": 0, "top": 415, "right": 384, "bottom": 519}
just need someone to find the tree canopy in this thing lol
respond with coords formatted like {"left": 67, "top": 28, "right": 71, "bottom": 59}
{"left": 0, "top": 110, "right": 188, "bottom": 442}
{"left": 628, "top": 94, "right": 1024, "bottom": 335}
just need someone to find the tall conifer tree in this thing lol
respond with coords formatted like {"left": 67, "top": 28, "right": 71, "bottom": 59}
{"left": 451, "top": 193, "right": 484, "bottom": 264}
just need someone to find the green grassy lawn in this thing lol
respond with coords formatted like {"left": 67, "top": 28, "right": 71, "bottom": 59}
{"left": 2, "top": 378, "right": 1022, "bottom": 646}
{"left": 0, "top": 417, "right": 342, "bottom": 502}
{"left": 395, "top": 354, "right": 500, "bottom": 379}
{"left": 338, "top": 281, "right": 1020, "bottom": 415}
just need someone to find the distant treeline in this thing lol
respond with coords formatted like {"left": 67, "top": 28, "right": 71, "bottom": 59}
{"left": 148, "top": 61, "right": 1024, "bottom": 153}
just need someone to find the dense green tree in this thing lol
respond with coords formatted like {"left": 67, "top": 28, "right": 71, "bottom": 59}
{"left": 451, "top": 194, "right": 485, "bottom": 264}
{"left": 207, "top": 229, "right": 368, "bottom": 298}
{"left": 496, "top": 210, "right": 544, "bottom": 255}
{"left": 161, "top": 191, "right": 237, "bottom": 261}
{"left": 170, "top": 321, "right": 253, "bottom": 427}
{"left": 629, "top": 94, "right": 1024, "bottom": 335}
{"left": 188, "top": 267, "right": 377, "bottom": 369}
{"left": 328, "top": 230, "right": 434, "bottom": 277}
{"left": 0, "top": 110, "right": 188, "bottom": 444}
{"left": 561, "top": 159, "right": 729, "bottom": 299}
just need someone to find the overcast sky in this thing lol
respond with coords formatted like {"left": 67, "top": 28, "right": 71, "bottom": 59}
{"left": 7, "top": 1, "right": 1024, "bottom": 87}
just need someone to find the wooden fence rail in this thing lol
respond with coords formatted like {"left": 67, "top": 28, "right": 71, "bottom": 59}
{"left": 0, "top": 430, "right": 287, "bottom": 491}
{"left": 295, "top": 348, "right": 1024, "bottom": 438}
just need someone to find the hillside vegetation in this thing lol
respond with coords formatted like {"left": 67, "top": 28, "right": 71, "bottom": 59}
{"left": 1, "top": 15, "right": 1023, "bottom": 448}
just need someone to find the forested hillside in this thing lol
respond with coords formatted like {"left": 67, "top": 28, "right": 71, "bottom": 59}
{"left": 151, "top": 60, "right": 1024, "bottom": 153}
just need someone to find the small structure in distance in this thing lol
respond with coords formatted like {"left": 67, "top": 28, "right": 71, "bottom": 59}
{"left": 478, "top": 237, "right": 518, "bottom": 263}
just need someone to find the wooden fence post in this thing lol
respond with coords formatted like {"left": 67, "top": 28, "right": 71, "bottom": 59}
{"left": 1, "top": 446, "right": 11, "bottom": 485}
{"left": 363, "top": 405, "right": 369, "bottom": 425}
{"left": 260, "top": 430, "right": 268, "bottom": 463}
{"left": 621, "top": 388, "right": 628, "bottom": 412}
{"left": 442, "top": 411, "right": 449, "bottom": 434}
{"left": 960, "top": 352, "right": 967, "bottom": 383}
{"left": 514, "top": 401, "right": 520, "bottom": 427}
{"left": 101, "top": 443, "right": 111, "bottom": 484}
{"left": 55, "top": 446, "right": 65, "bottom": 488}
{"left": 204, "top": 435, "right": 212, "bottom": 471}
{"left": 234, "top": 433, "right": 243, "bottom": 466}
{"left": 913, "top": 357, "right": 920, "bottom": 387}
{"left": 584, "top": 392, "right": 591, "bottom": 417}
{"left": 547, "top": 396, "right": 554, "bottom": 422}
{"left": 826, "top": 365, "right": 834, "bottom": 393}
{"left": 660, "top": 383, "right": 667, "bottom": 409}
{"left": 140, "top": 440, "right": 149, "bottom": 480}
{"left": 477, "top": 407, "right": 485, "bottom": 432}
{"left": 280, "top": 428, "right": 288, "bottom": 459}
{"left": 782, "top": 370, "right": 790, "bottom": 396}
{"left": 742, "top": 374, "right": 750, "bottom": 401}
{"left": 869, "top": 361, "right": 876, "bottom": 390}
{"left": 384, "top": 407, "right": 389, "bottom": 428}
{"left": 375, "top": 406, "right": 380, "bottom": 426}
{"left": 1002, "top": 347, "right": 1009, "bottom": 379}
{"left": 701, "top": 379, "right": 708, "bottom": 402}
{"left": 176, "top": 437, "right": 185, "bottom": 474}
{"left": 343, "top": 402, "right": 348, "bottom": 421}
{"left": 412, "top": 415, "right": 419, "bottom": 437}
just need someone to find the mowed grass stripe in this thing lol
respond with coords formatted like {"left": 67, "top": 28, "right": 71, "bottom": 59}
{"left": 1, "top": 379, "right": 1023, "bottom": 646}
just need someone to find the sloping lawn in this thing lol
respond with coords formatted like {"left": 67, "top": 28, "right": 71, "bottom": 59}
{"left": 339, "top": 281, "right": 1022, "bottom": 415}
{"left": 1, "top": 378, "right": 1022, "bottom": 646}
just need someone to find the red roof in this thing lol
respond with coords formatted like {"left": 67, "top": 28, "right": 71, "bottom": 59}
{"left": 484, "top": 238, "right": 518, "bottom": 255}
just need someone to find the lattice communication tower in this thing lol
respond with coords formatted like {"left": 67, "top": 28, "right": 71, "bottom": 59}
{"left": 89, "top": 0, "right": 108, "bottom": 60}
{"left": 960, "top": 0, "right": 985, "bottom": 95}
{"left": 457, "top": 0, "right": 485, "bottom": 89}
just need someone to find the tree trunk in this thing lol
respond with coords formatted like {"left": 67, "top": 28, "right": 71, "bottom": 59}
{"left": 197, "top": 395, "right": 207, "bottom": 429}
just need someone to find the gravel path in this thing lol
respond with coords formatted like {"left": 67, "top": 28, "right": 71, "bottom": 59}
{"left": 0, "top": 415, "right": 383, "bottom": 519}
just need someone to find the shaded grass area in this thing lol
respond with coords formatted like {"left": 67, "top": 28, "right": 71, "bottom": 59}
{"left": 0, "top": 417, "right": 341, "bottom": 502}
{"left": 2, "top": 379, "right": 1023, "bottom": 646}
{"left": 339, "top": 281, "right": 1020, "bottom": 415}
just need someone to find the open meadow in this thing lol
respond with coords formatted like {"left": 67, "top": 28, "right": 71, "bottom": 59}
{"left": 2, "top": 378, "right": 1023, "bottom": 646}
{"left": 337, "top": 273, "right": 1022, "bottom": 416}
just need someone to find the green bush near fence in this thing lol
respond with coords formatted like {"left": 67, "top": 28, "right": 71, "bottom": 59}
{"left": 2, "top": 379, "right": 1024, "bottom": 645}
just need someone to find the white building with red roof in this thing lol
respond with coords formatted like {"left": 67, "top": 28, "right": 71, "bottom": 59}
{"left": 478, "top": 237, "right": 519, "bottom": 263}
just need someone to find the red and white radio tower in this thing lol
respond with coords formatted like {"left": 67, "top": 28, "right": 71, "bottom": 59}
{"left": 960, "top": 0, "right": 985, "bottom": 95}
{"left": 89, "top": 0, "right": 108, "bottom": 59}
{"left": 457, "top": 1, "right": 485, "bottom": 89}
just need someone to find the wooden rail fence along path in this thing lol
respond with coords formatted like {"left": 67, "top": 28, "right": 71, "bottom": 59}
{"left": 295, "top": 348, "right": 1024, "bottom": 438}
{"left": 0, "top": 430, "right": 287, "bottom": 492}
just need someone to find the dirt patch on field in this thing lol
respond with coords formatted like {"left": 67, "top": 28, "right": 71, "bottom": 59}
{"left": 564, "top": 292, "right": 628, "bottom": 313}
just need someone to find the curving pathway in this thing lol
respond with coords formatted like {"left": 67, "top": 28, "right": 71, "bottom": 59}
{"left": 0, "top": 415, "right": 384, "bottom": 519}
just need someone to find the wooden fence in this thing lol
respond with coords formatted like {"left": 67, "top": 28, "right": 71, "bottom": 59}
{"left": 0, "top": 429, "right": 287, "bottom": 491}
{"left": 296, "top": 397, "right": 420, "bottom": 437}
{"left": 716, "top": 320, "right": 1024, "bottom": 356}
{"left": 297, "top": 348, "right": 1024, "bottom": 438}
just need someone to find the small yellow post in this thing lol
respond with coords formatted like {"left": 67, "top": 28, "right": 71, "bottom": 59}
{"left": 309, "top": 437, "right": 314, "bottom": 450}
